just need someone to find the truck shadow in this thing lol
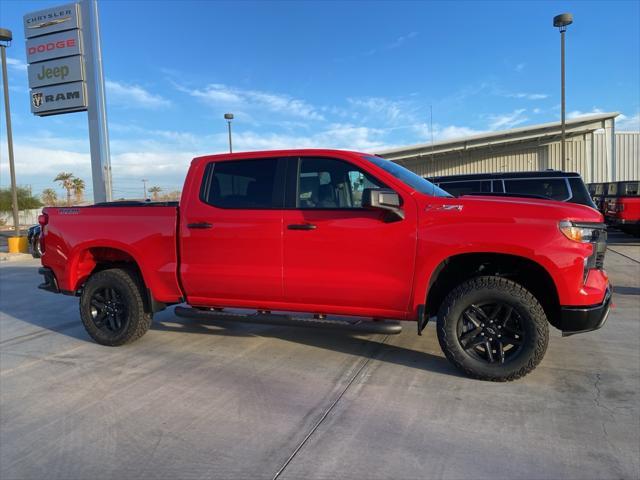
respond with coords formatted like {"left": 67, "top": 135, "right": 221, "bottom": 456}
{"left": 151, "top": 309, "right": 462, "bottom": 378}
{"left": 613, "top": 285, "right": 640, "bottom": 296}
{"left": 4, "top": 264, "right": 459, "bottom": 378}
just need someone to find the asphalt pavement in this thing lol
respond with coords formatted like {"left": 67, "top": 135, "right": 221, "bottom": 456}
{"left": 1, "top": 230, "right": 638, "bottom": 480}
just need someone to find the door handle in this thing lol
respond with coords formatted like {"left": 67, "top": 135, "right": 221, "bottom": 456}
{"left": 287, "top": 223, "right": 317, "bottom": 231}
{"left": 187, "top": 222, "right": 213, "bottom": 229}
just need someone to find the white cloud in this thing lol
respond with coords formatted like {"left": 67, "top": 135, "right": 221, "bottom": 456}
{"left": 437, "top": 125, "right": 484, "bottom": 140}
{"left": 387, "top": 31, "right": 419, "bottom": 50}
{"left": 6, "top": 57, "right": 27, "bottom": 71}
{"left": 487, "top": 109, "right": 528, "bottom": 130}
{"left": 504, "top": 92, "right": 548, "bottom": 100}
{"left": 411, "top": 123, "right": 484, "bottom": 142}
{"left": 176, "top": 83, "right": 324, "bottom": 121}
{"left": 616, "top": 112, "right": 640, "bottom": 131}
{"left": 567, "top": 108, "right": 604, "bottom": 119}
{"left": 105, "top": 80, "right": 171, "bottom": 109}
{"left": 347, "top": 97, "right": 405, "bottom": 123}
{"left": 364, "top": 31, "right": 419, "bottom": 56}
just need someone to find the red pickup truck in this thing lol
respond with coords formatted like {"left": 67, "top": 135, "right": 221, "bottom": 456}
{"left": 37, "top": 149, "right": 611, "bottom": 381}
{"left": 605, "top": 181, "right": 640, "bottom": 236}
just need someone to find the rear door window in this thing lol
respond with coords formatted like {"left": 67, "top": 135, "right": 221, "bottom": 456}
{"left": 503, "top": 178, "right": 570, "bottom": 201}
{"left": 567, "top": 178, "right": 597, "bottom": 207}
{"left": 620, "top": 181, "right": 640, "bottom": 196}
{"left": 202, "top": 158, "right": 284, "bottom": 209}
{"left": 439, "top": 180, "right": 491, "bottom": 197}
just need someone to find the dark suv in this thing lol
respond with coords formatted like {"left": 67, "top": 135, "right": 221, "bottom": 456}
{"left": 426, "top": 171, "right": 597, "bottom": 209}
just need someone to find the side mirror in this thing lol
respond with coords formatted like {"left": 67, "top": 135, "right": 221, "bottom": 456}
{"left": 362, "top": 188, "right": 405, "bottom": 222}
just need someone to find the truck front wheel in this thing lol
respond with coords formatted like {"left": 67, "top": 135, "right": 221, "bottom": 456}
{"left": 437, "top": 276, "right": 549, "bottom": 381}
{"left": 80, "top": 268, "right": 152, "bottom": 346}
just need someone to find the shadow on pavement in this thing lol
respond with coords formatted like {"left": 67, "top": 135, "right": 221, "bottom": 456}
{"left": 151, "top": 310, "right": 461, "bottom": 378}
{"left": 0, "top": 263, "right": 460, "bottom": 378}
{"left": 607, "top": 228, "right": 640, "bottom": 246}
{"left": 613, "top": 285, "right": 640, "bottom": 296}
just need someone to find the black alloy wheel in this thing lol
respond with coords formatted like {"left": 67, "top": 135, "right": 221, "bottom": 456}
{"left": 89, "top": 286, "right": 129, "bottom": 335}
{"left": 80, "top": 268, "right": 152, "bottom": 346}
{"left": 457, "top": 302, "right": 524, "bottom": 364}
{"left": 437, "top": 276, "right": 549, "bottom": 381}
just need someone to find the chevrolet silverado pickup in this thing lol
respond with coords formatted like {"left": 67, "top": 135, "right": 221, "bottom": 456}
{"left": 37, "top": 149, "right": 611, "bottom": 381}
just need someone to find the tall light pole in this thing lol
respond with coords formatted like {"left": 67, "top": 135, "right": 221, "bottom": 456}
{"left": 224, "top": 113, "right": 234, "bottom": 153}
{"left": 0, "top": 28, "right": 20, "bottom": 238}
{"left": 141, "top": 179, "right": 148, "bottom": 200}
{"left": 554, "top": 13, "right": 573, "bottom": 171}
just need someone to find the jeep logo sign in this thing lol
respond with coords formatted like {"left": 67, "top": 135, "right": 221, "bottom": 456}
{"left": 28, "top": 55, "right": 84, "bottom": 88}
{"left": 25, "top": 29, "right": 82, "bottom": 64}
{"left": 30, "top": 81, "right": 87, "bottom": 115}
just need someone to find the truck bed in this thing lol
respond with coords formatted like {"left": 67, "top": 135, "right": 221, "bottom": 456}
{"left": 41, "top": 203, "right": 183, "bottom": 303}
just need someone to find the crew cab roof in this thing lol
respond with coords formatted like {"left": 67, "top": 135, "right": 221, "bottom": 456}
{"left": 193, "top": 149, "right": 366, "bottom": 165}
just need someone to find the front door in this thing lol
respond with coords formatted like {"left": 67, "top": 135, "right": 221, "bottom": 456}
{"left": 282, "top": 156, "right": 417, "bottom": 318}
{"left": 180, "top": 157, "right": 286, "bottom": 307}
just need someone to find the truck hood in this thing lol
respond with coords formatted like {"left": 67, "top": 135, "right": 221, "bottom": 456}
{"left": 420, "top": 194, "right": 603, "bottom": 224}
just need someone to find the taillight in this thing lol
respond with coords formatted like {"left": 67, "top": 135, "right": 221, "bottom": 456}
{"left": 38, "top": 213, "right": 48, "bottom": 254}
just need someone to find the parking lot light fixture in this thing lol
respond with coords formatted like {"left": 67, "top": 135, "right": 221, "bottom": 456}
{"left": 554, "top": 13, "right": 573, "bottom": 171}
{"left": 224, "top": 113, "right": 234, "bottom": 153}
{"left": 0, "top": 27, "right": 21, "bottom": 238}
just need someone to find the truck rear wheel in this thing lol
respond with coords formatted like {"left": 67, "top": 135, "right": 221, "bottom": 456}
{"left": 80, "top": 268, "right": 152, "bottom": 346}
{"left": 437, "top": 276, "right": 549, "bottom": 381}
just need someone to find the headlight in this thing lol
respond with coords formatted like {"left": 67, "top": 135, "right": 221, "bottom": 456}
{"left": 559, "top": 220, "right": 599, "bottom": 243}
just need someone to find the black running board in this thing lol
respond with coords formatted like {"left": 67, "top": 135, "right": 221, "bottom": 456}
{"left": 174, "top": 306, "right": 403, "bottom": 335}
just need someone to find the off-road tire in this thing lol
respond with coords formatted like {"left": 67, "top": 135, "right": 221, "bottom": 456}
{"left": 80, "top": 268, "right": 152, "bottom": 346}
{"left": 437, "top": 276, "right": 549, "bottom": 381}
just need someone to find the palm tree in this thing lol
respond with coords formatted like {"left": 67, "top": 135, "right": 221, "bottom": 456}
{"left": 148, "top": 185, "right": 162, "bottom": 201}
{"left": 54, "top": 172, "right": 75, "bottom": 206}
{"left": 41, "top": 188, "right": 58, "bottom": 206}
{"left": 72, "top": 177, "right": 86, "bottom": 203}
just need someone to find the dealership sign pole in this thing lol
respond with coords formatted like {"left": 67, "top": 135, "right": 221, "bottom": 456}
{"left": 24, "top": 0, "right": 112, "bottom": 203}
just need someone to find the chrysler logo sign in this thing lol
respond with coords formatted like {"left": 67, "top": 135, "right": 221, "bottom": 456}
{"left": 23, "top": 3, "right": 80, "bottom": 39}
{"left": 27, "top": 17, "right": 72, "bottom": 31}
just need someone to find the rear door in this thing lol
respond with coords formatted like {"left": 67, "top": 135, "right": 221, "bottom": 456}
{"left": 179, "top": 157, "right": 286, "bottom": 306}
{"left": 282, "top": 156, "right": 417, "bottom": 317}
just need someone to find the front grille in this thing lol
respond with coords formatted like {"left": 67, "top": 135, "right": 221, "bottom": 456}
{"left": 595, "top": 251, "right": 606, "bottom": 269}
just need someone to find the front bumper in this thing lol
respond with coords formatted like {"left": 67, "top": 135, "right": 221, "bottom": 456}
{"left": 561, "top": 287, "right": 612, "bottom": 337}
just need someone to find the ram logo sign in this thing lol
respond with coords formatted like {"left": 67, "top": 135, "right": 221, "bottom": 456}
{"left": 30, "top": 81, "right": 87, "bottom": 116}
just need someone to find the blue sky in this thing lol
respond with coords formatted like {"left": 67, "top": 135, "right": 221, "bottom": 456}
{"left": 0, "top": 0, "right": 638, "bottom": 200}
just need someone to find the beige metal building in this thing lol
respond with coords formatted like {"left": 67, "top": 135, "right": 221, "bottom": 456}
{"left": 377, "top": 112, "right": 639, "bottom": 183}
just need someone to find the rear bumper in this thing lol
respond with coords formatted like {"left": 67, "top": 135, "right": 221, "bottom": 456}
{"left": 561, "top": 287, "right": 612, "bottom": 337}
{"left": 38, "top": 267, "right": 60, "bottom": 294}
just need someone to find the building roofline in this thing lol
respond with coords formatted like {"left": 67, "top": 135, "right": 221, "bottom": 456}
{"left": 376, "top": 112, "right": 620, "bottom": 160}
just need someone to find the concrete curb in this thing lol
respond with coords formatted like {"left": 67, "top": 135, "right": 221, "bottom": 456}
{"left": 0, "top": 253, "right": 34, "bottom": 262}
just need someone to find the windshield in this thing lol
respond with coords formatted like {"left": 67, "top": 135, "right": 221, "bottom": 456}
{"left": 362, "top": 155, "right": 452, "bottom": 197}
